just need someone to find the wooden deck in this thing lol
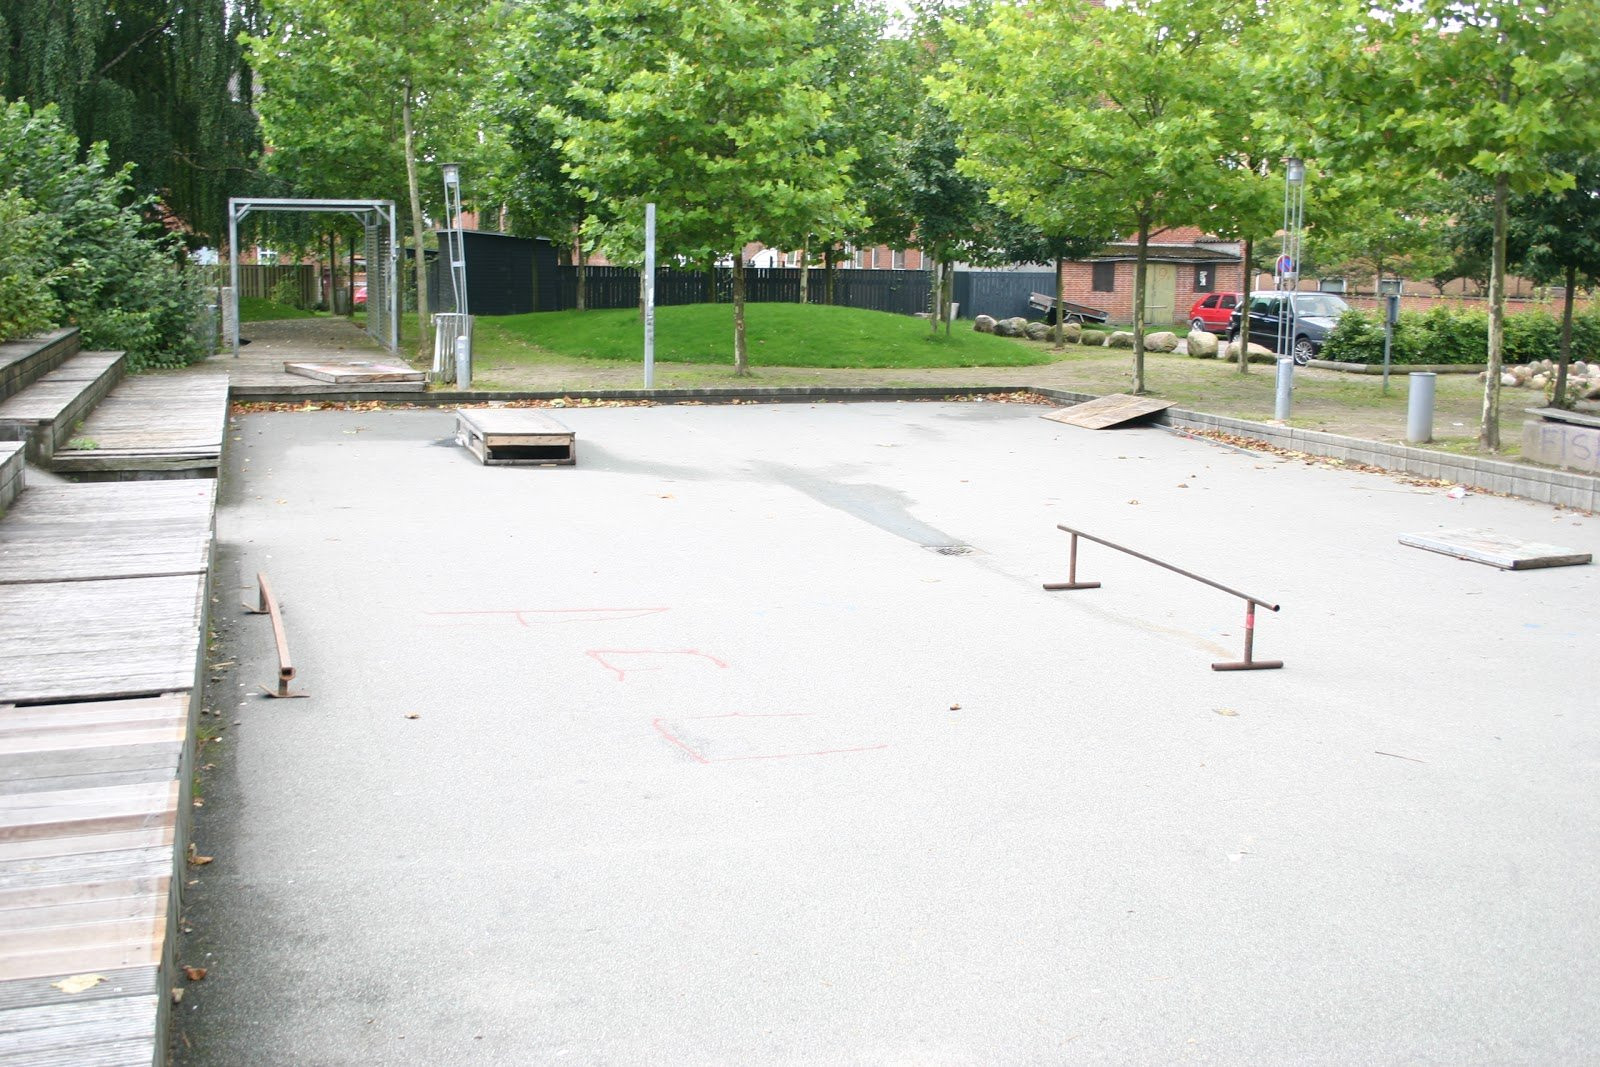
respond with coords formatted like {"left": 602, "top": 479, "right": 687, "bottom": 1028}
{"left": 51, "top": 374, "right": 230, "bottom": 477}
{"left": 0, "top": 354, "right": 126, "bottom": 465}
{"left": 0, "top": 482, "right": 216, "bottom": 585}
{"left": 212, "top": 317, "right": 428, "bottom": 397}
{"left": 0, "top": 442, "right": 22, "bottom": 513}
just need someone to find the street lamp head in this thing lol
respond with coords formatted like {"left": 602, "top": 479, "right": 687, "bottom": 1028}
{"left": 441, "top": 162, "right": 461, "bottom": 189}
{"left": 1286, "top": 157, "right": 1305, "bottom": 185}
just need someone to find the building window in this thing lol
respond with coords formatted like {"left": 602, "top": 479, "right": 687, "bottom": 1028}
{"left": 1195, "top": 265, "right": 1214, "bottom": 292}
{"left": 892, "top": 249, "right": 906, "bottom": 270}
{"left": 850, "top": 246, "right": 864, "bottom": 270}
{"left": 1091, "top": 262, "right": 1115, "bottom": 292}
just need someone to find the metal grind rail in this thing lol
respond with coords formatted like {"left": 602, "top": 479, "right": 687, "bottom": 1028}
{"left": 1044, "top": 524, "right": 1283, "bottom": 671}
{"left": 243, "top": 572, "right": 310, "bottom": 698}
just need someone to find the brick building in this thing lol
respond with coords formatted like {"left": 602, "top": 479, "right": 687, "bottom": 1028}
{"left": 1057, "top": 226, "right": 1244, "bottom": 326}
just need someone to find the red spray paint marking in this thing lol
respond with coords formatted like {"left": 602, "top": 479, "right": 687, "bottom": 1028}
{"left": 424, "top": 607, "right": 669, "bottom": 627}
{"left": 584, "top": 649, "right": 729, "bottom": 682}
{"left": 652, "top": 712, "right": 888, "bottom": 765}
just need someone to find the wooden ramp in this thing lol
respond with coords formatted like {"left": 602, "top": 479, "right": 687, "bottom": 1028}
{"left": 1041, "top": 394, "right": 1175, "bottom": 430}
{"left": 456, "top": 408, "right": 576, "bottom": 466}
{"left": 284, "top": 360, "right": 425, "bottom": 384}
{"left": 0, "top": 481, "right": 216, "bottom": 585}
{"left": 1399, "top": 529, "right": 1593, "bottom": 570}
{"left": 51, "top": 374, "right": 229, "bottom": 478}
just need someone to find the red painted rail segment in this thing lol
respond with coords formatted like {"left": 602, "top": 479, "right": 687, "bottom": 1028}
{"left": 243, "top": 572, "right": 310, "bottom": 697}
{"left": 1044, "top": 524, "right": 1283, "bottom": 671}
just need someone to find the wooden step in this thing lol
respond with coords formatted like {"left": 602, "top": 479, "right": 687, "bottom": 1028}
{"left": 0, "top": 442, "right": 23, "bottom": 514}
{"left": 456, "top": 407, "right": 577, "bottom": 466}
{"left": 50, "top": 373, "right": 228, "bottom": 478}
{"left": 0, "top": 481, "right": 216, "bottom": 586}
{"left": 0, "top": 354, "right": 127, "bottom": 466}
{"left": 0, "top": 330, "right": 80, "bottom": 405}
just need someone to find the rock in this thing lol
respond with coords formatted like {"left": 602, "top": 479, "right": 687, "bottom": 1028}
{"left": 1186, "top": 329, "right": 1219, "bottom": 358}
{"left": 1061, "top": 323, "right": 1082, "bottom": 343}
{"left": 1511, "top": 366, "right": 1531, "bottom": 385}
{"left": 1573, "top": 361, "right": 1589, "bottom": 376}
{"left": 973, "top": 314, "right": 997, "bottom": 334}
{"left": 1224, "top": 341, "right": 1276, "bottom": 363}
{"left": 1587, "top": 382, "right": 1600, "bottom": 400}
{"left": 1105, "top": 331, "right": 1135, "bottom": 349}
{"left": 1024, "top": 321, "right": 1051, "bottom": 341}
{"left": 1080, "top": 331, "right": 1104, "bottom": 346}
{"left": 1500, "top": 372, "right": 1518, "bottom": 386}
{"left": 1145, "top": 331, "right": 1179, "bottom": 353}
{"left": 1530, "top": 374, "right": 1548, "bottom": 389}
{"left": 1478, "top": 371, "right": 1490, "bottom": 382}
{"left": 993, "top": 316, "right": 1028, "bottom": 338}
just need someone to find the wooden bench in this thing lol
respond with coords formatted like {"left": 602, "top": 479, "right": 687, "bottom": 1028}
{"left": 455, "top": 408, "right": 576, "bottom": 466}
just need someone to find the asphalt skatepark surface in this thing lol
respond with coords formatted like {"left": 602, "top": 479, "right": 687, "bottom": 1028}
{"left": 175, "top": 400, "right": 1600, "bottom": 1064}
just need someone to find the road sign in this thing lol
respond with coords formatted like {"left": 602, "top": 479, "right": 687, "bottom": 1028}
{"left": 1275, "top": 254, "right": 1296, "bottom": 276}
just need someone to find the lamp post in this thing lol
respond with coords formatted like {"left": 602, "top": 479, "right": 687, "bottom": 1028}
{"left": 438, "top": 162, "right": 470, "bottom": 385}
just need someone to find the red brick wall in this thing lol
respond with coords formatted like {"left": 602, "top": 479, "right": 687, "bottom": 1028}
{"left": 1058, "top": 258, "right": 1245, "bottom": 326}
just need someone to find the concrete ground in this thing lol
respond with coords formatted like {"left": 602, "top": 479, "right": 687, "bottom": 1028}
{"left": 175, "top": 400, "right": 1599, "bottom": 1064}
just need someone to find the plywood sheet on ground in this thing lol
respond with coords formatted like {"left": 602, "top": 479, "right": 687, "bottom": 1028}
{"left": 1041, "top": 393, "right": 1175, "bottom": 429}
{"left": 285, "top": 361, "right": 425, "bottom": 384}
{"left": 0, "top": 482, "right": 215, "bottom": 584}
{"left": 1399, "top": 528, "right": 1593, "bottom": 570}
{"left": 0, "top": 575, "right": 206, "bottom": 703}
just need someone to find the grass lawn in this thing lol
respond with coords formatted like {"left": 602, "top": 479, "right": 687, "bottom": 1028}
{"left": 480, "top": 303, "right": 1052, "bottom": 369}
{"left": 239, "top": 297, "right": 323, "bottom": 322}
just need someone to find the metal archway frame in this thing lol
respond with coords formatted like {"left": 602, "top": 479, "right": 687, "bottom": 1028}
{"left": 227, "top": 198, "right": 400, "bottom": 356}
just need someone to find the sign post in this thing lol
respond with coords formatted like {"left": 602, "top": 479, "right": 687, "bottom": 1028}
{"left": 643, "top": 203, "right": 656, "bottom": 389}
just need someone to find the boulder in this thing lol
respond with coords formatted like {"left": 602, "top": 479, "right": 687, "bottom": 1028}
{"left": 1530, "top": 374, "right": 1549, "bottom": 389}
{"left": 1500, "top": 372, "right": 1518, "bottom": 387}
{"left": 1186, "top": 329, "right": 1219, "bottom": 358}
{"left": 993, "top": 316, "right": 1028, "bottom": 337}
{"left": 1080, "top": 331, "right": 1104, "bottom": 346}
{"left": 1144, "top": 331, "right": 1180, "bottom": 353}
{"left": 1224, "top": 340, "right": 1276, "bottom": 363}
{"left": 1574, "top": 361, "right": 1590, "bottom": 377}
{"left": 1060, "top": 322, "right": 1082, "bottom": 343}
{"left": 1511, "top": 366, "right": 1531, "bottom": 385}
{"left": 973, "top": 314, "right": 997, "bottom": 334}
{"left": 1024, "top": 321, "right": 1051, "bottom": 341}
{"left": 1587, "top": 382, "right": 1600, "bottom": 400}
{"left": 1105, "top": 331, "right": 1135, "bottom": 349}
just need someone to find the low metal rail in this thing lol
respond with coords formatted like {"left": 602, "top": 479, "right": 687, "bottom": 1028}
{"left": 1044, "top": 524, "right": 1283, "bottom": 671}
{"left": 243, "top": 572, "right": 310, "bottom": 698}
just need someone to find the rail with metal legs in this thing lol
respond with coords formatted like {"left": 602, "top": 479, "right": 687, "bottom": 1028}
{"left": 243, "top": 572, "right": 310, "bottom": 697}
{"left": 1044, "top": 524, "right": 1283, "bottom": 671}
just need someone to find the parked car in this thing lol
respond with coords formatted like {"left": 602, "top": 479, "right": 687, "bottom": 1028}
{"left": 1188, "top": 291, "right": 1240, "bottom": 334}
{"left": 353, "top": 282, "right": 368, "bottom": 307}
{"left": 1227, "top": 291, "right": 1352, "bottom": 365}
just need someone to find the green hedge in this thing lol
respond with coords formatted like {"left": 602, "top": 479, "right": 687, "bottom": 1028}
{"left": 1321, "top": 305, "right": 1600, "bottom": 366}
{"left": 0, "top": 101, "right": 205, "bottom": 369}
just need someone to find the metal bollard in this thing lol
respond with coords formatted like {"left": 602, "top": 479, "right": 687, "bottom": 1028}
{"left": 1406, "top": 371, "right": 1436, "bottom": 443}
{"left": 455, "top": 335, "right": 471, "bottom": 391}
{"left": 1274, "top": 357, "right": 1294, "bottom": 421}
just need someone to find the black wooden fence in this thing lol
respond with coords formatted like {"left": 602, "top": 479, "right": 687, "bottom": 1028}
{"left": 547, "top": 265, "right": 934, "bottom": 318}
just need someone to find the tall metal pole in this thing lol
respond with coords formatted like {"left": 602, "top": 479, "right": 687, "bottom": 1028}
{"left": 644, "top": 203, "right": 656, "bottom": 389}
{"left": 228, "top": 200, "right": 241, "bottom": 357}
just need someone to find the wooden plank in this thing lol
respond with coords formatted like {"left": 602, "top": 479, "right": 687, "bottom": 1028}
{"left": 0, "top": 574, "right": 206, "bottom": 704}
{"left": 0, "top": 829, "right": 175, "bottom": 865}
{"left": 1041, "top": 393, "right": 1176, "bottom": 430}
{"left": 51, "top": 374, "right": 228, "bottom": 475}
{"left": 284, "top": 360, "right": 425, "bottom": 383}
{"left": 456, "top": 408, "right": 577, "bottom": 466}
{"left": 0, "top": 330, "right": 79, "bottom": 401}
{"left": 0, "top": 876, "right": 171, "bottom": 916}
{"left": 0, "top": 696, "right": 189, "bottom": 742}
{"left": 0, "top": 966, "right": 158, "bottom": 1013}
{"left": 0, "top": 993, "right": 159, "bottom": 1055}
{"left": 457, "top": 408, "right": 572, "bottom": 436}
{"left": 0, "top": 846, "right": 175, "bottom": 891}
{"left": 1399, "top": 529, "right": 1593, "bottom": 570}
{"left": 0, "top": 482, "right": 215, "bottom": 585}
{"left": 0, "top": 782, "right": 178, "bottom": 846}
{"left": 1527, "top": 405, "right": 1600, "bottom": 430}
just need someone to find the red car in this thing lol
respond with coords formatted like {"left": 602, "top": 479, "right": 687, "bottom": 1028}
{"left": 1188, "top": 292, "right": 1240, "bottom": 334}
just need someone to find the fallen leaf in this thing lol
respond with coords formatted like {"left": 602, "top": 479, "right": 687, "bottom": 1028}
{"left": 405, "top": 712, "right": 420, "bottom": 720}
{"left": 183, "top": 966, "right": 208, "bottom": 982}
{"left": 192, "top": 798, "right": 204, "bottom": 808}
{"left": 1177, "top": 483, "right": 1189, "bottom": 488}
{"left": 53, "top": 974, "right": 107, "bottom": 994}
{"left": 949, "top": 704, "right": 962, "bottom": 711}
{"left": 1127, "top": 499, "right": 1140, "bottom": 505}
{"left": 188, "top": 853, "right": 214, "bottom": 866}
{"left": 171, "top": 988, "right": 185, "bottom": 1005}
{"left": 1214, "top": 708, "right": 1239, "bottom": 717}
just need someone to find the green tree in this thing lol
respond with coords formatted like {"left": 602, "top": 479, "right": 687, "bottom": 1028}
{"left": 249, "top": 0, "right": 487, "bottom": 362}
{"left": 938, "top": 0, "right": 1247, "bottom": 393}
{"left": 0, "top": 0, "right": 264, "bottom": 241}
{"left": 557, "top": 0, "right": 858, "bottom": 376}
{"left": 1275, "top": 0, "right": 1600, "bottom": 449}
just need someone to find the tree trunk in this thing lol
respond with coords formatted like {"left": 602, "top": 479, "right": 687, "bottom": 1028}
{"left": 1132, "top": 221, "right": 1150, "bottom": 394}
{"left": 1481, "top": 171, "right": 1509, "bottom": 451}
{"left": 347, "top": 232, "right": 356, "bottom": 313}
{"left": 327, "top": 230, "right": 337, "bottom": 310}
{"left": 576, "top": 239, "right": 588, "bottom": 312}
{"left": 1554, "top": 262, "right": 1576, "bottom": 408}
{"left": 401, "top": 82, "right": 431, "bottom": 366}
{"left": 1053, "top": 256, "right": 1066, "bottom": 348}
{"left": 944, "top": 267, "right": 954, "bottom": 337}
{"left": 824, "top": 247, "right": 836, "bottom": 305}
{"left": 929, "top": 258, "right": 942, "bottom": 335}
{"left": 732, "top": 255, "right": 750, "bottom": 376}
{"left": 798, "top": 239, "right": 809, "bottom": 305}
{"left": 705, "top": 255, "right": 716, "bottom": 303}
{"left": 1237, "top": 236, "right": 1253, "bottom": 374}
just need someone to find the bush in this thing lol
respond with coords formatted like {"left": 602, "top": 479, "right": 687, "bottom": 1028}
{"left": 268, "top": 275, "right": 304, "bottom": 311}
{"left": 1321, "top": 304, "right": 1600, "bottom": 367}
{"left": 0, "top": 190, "right": 66, "bottom": 339}
{"left": 0, "top": 100, "right": 205, "bottom": 369}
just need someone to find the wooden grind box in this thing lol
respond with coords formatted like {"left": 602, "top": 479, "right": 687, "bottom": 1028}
{"left": 455, "top": 408, "right": 576, "bottom": 466}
